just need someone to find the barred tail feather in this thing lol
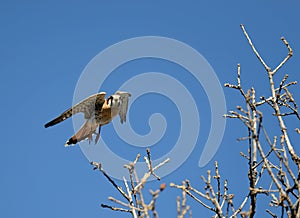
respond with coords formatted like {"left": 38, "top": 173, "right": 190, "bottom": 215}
{"left": 64, "top": 120, "right": 98, "bottom": 147}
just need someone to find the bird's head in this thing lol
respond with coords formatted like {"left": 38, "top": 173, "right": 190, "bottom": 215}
{"left": 107, "top": 95, "right": 121, "bottom": 107}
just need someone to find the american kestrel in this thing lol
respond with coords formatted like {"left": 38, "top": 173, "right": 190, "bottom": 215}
{"left": 44, "top": 91, "right": 131, "bottom": 146}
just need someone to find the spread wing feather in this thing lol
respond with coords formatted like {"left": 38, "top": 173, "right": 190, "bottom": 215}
{"left": 44, "top": 92, "right": 106, "bottom": 128}
{"left": 115, "top": 91, "right": 131, "bottom": 124}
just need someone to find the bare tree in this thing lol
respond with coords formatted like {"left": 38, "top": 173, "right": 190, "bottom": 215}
{"left": 171, "top": 24, "right": 299, "bottom": 217}
{"left": 92, "top": 25, "right": 299, "bottom": 217}
{"left": 91, "top": 148, "right": 169, "bottom": 218}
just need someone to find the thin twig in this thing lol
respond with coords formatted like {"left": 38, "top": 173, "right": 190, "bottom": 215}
{"left": 240, "top": 24, "right": 271, "bottom": 72}
{"left": 91, "top": 162, "right": 129, "bottom": 201}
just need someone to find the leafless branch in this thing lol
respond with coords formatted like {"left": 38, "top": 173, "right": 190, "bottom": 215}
{"left": 92, "top": 149, "right": 169, "bottom": 217}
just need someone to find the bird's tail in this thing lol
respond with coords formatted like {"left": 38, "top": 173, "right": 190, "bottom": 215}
{"left": 65, "top": 120, "right": 99, "bottom": 147}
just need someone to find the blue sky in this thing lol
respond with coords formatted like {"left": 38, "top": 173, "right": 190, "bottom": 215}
{"left": 1, "top": 1, "right": 300, "bottom": 217}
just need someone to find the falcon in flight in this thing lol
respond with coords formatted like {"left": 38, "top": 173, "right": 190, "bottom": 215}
{"left": 44, "top": 91, "right": 131, "bottom": 147}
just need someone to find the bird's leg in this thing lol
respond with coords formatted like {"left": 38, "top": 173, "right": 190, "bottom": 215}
{"left": 87, "top": 132, "right": 93, "bottom": 144}
{"left": 94, "top": 125, "right": 101, "bottom": 144}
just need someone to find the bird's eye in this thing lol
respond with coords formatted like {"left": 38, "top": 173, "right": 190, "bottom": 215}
{"left": 107, "top": 96, "right": 113, "bottom": 105}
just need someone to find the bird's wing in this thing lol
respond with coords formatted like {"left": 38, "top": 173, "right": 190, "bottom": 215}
{"left": 44, "top": 92, "right": 106, "bottom": 128}
{"left": 115, "top": 91, "right": 131, "bottom": 124}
